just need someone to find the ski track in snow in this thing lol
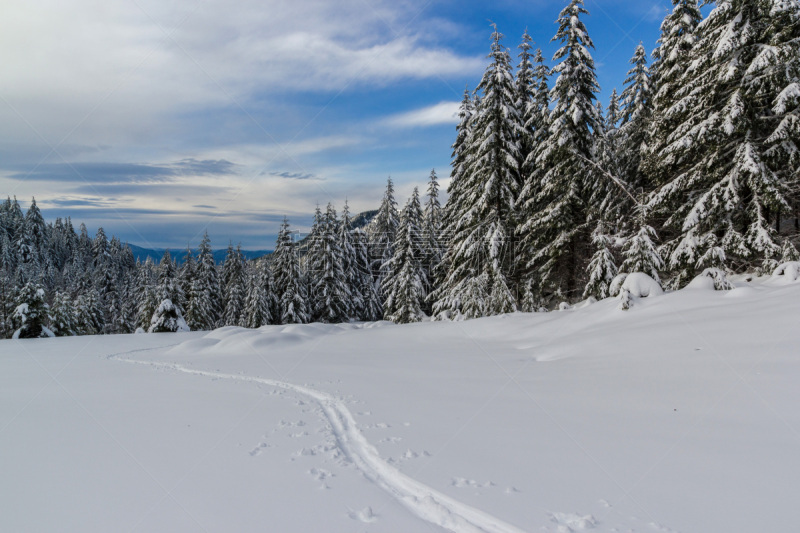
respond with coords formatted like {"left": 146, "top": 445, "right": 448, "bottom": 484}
{"left": 109, "top": 347, "right": 526, "bottom": 533}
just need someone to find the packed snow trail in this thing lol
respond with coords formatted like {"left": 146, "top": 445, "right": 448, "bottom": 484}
{"left": 111, "top": 350, "right": 527, "bottom": 533}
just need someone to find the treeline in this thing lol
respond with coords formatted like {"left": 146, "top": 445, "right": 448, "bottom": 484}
{"left": 3, "top": 0, "right": 800, "bottom": 337}
{"left": 0, "top": 173, "right": 443, "bottom": 338}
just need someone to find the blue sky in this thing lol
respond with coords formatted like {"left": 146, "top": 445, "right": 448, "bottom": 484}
{"left": 1, "top": 0, "right": 683, "bottom": 249}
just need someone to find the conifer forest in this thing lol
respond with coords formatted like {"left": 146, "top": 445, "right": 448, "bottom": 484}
{"left": 2, "top": 0, "right": 799, "bottom": 338}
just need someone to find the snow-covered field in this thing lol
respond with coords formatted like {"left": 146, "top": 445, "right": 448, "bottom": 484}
{"left": 2, "top": 277, "right": 799, "bottom": 533}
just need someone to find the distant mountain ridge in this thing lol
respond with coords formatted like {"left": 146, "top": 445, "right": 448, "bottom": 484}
{"left": 127, "top": 209, "right": 378, "bottom": 264}
{"left": 127, "top": 244, "right": 271, "bottom": 265}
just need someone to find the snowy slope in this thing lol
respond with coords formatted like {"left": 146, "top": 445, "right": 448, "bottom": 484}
{"left": 2, "top": 278, "right": 799, "bottom": 532}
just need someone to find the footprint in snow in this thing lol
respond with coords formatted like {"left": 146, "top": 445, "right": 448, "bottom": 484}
{"left": 547, "top": 512, "right": 597, "bottom": 532}
{"left": 348, "top": 506, "right": 377, "bottom": 523}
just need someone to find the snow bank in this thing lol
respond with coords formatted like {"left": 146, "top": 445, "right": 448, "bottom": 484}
{"left": 686, "top": 268, "right": 733, "bottom": 291}
{"left": 770, "top": 261, "right": 800, "bottom": 283}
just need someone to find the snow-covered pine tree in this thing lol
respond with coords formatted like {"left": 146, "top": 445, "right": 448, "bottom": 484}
{"left": 222, "top": 243, "right": 246, "bottom": 326}
{"left": 179, "top": 247, "right": 195, "bottom": 317}
{"left": 648, "top": 0, "right": 792, "bottom": 283}
{"left": 48, "top": 291, "right": 78, "bottom": 336}
{"left": 621, "top": 208, "right": 664, "bottom": 284}
{"left": 339, "top": 201, "right": 359, "bottom": 319}
{"left": 516, "top": 30, "right": 536, "bottom": 185}
{"left": 763, "top": 0, "right": 800, "bottom": 240}
{"left": 353, "top": 227, "right": 383, "bottom": 321}
{"left": 367, "top": 178, "right": 399, "bottom": 286}
{"left": 23, "top": 198, "right": 47, "bottom": 274}
{"left": 518, "top": 0, "right": 602, "bottom": 303}
{"left": 186, "top": 231, "right": 221, "bottom": 330}
{"left": 618, "top": 43, "right": 653, "bottom": 193}
{"left": 309, "top": 204, "right": 349, "bottom": 323}
{"left": 644, "top": 0, "right": 703, "bottom": 188}
{"left": 421, "top": 170, "right": 443, "bottom": 312}
{"left": 433, "top": 25, "right": 520, "bottom": 319}
{"left": 583, "top": 221, "right": 619, "bottom": 300}
{"left": 135, "top": 257, "right": 158, "bottom": 330}
{"left": 75, "top": 288, "right": 103, "bottom": 335}
{"left": 156, "top": 250, "right": 185, "bottom": 313}
{"left": 12, "top": 282, "right": 50, "bottom": 338}
{"left": 241, "top": 259, "right": 273, "bottom": 328}
{"left": 383, "top": 188, "right": 427, "bottom": 323}
{"left": 149, "top": 299, "right": 189, "bottom": 333}
{"left": 273, "top": 218, "right": 309, "bottom": 324}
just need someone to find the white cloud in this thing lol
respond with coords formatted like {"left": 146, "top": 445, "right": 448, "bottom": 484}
{"left": 0, "top": 0, "right": 481, "bottom": 147}
{"left": 384, "top": 101, "right": 461, "bottom": 128}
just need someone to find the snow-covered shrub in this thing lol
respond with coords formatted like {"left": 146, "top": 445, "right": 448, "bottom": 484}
{"left": 149, "top": 299, "right": 190, "bottom": 333}
{"left": 771, "top": 262, "right": 800, "bottom": 283}
{"left": 609, "top": 273, "right": 628, "bottom": 297}
{"left": 612, "top": 273, "right": 663, "bottom": 311}
{"left": 686, "top": 268, "right": 733, "bottom": 291}
{"left": 12, "top": 283, "right": 51, "bottom": 339}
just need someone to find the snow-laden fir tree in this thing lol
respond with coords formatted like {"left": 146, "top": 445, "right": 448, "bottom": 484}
{"left": 763, "top": 0, "right": 800, "bottom": 239}
{"left": 441, "top": 87, "right": 475, "bottom": 235}
{"left": 156, "top": 250, "right": 185, "bottom": 313}
{"left": 648, "top": 0, "right": 794, "bottom": 283}
{"left": 240, "top": 259, "right": 274, "bottom": 328}
{"left": 12, "top": 282, "right": 50, "bottom": 338}
{"left": 516, "top": 29, "right": 537, "bottom": 183}
{"left": 149, "top": 299, "right": 189, "bottom": 333}
{"left": 421, "top": 170, "right": 443, "bottom": 309}
{"left": 75, "top": 288, "right": 103, "bottom": 335}
{"left": 273, "top": 218, "right": 309, "bottom": 324}
{"left": 352, "top": 227, "right": 383, "bottom": 321}
{"left": 136, "top": 257, "right": 158, "bottom": 330}
{"left": 644, "top": 0, "right": 703, "bottom": 187}
{"left": 179, "top": 247, "right": 195, "bottom": 315}
{"left": 618, "top": 43, "right": 653, "bottom": 193}
{"left": 308, "top": 204, "right": 350, "bottom": 323}
{"left": 367, "top": 178, "right": 399, "bottom": 285}
{"left": 621, "top": 207, "right": 664, "bottom": 284}
{"left": 383, "top": 188, "right": 427, "bottom": 323}
{"left": 186, "top": 231, "right": 221, "bottom": 330}
{"left": 433, "top": 25, "right": 520, "bottom": 319}
{"left": 583, "top": 222, "right": 619, "bottom": 300}
{"left": 222, "top": 243, "right": 246, "bottom": 326}
{"left": 48, "top": 291, "right": 78, "bottom": 337}
{"left": 518, "top": 0, "right": 602, "bottom": 303}
{"left": 338, "top": 201, "right": 359, "bottom": 319}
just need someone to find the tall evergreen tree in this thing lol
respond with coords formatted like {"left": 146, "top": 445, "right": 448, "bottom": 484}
{"left": 339, "top": 201, "right": 359, "bottom": 319}
{"left": 12, "top": 282, "right": 50, "bottom": 338}
{"left": 618, "top": 43, "right": 654, "bottom": 193}
{"left": 308, "top": 204, "right": 349, "bottom": 323}
{"left": 384, "top": 188, "right": 427, "bottom": 323}
{"left": 367, "top": 178, "right": 399, "bottom": 285}
{"left": 519, "top": 0, "right": 602, "bottom": 303}
{"left": 273, "top": 218, "right": 309, "bottom": 324}
{"left": 222, "top": 243, "right": 246, "bottom": 326}
{"left": 241, "top": 259, "right": 274, "bottom": 328}
{"left": 649, "top": 0, "right": 794, "bottom": 284}
{"left": 186, "top": 231, "right": 221, "bottom": 330}
{"left": 421, "top": 170, "right": 443, "bottom": 311}
{"left": 353, "top": 228, "right": 383, "bottom": 321}
{"left": 434, "top": 25, "right": 520, "bottom": 319}
{"left": 516, "top": 29, "right": 537, "bottom": 184}
{"left": 645, "top": 0, "right": 703, "bottom": 188}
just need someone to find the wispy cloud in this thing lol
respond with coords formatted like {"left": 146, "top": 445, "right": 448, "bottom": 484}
{"left": 384, "top": 101, "right": 461, "bottom": 128}
{"left": 7, "top": 159, "right": 236, "bottom": 183}
{"left": 268, "top": 171, "right": 321, "bottom": 180}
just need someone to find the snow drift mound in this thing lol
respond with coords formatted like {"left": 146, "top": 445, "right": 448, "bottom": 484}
{"left": 771, "top": 261, "right": 800, "bottom": 283}
{"left": 169, "top": 321, "right": 394, "bottom": 356}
